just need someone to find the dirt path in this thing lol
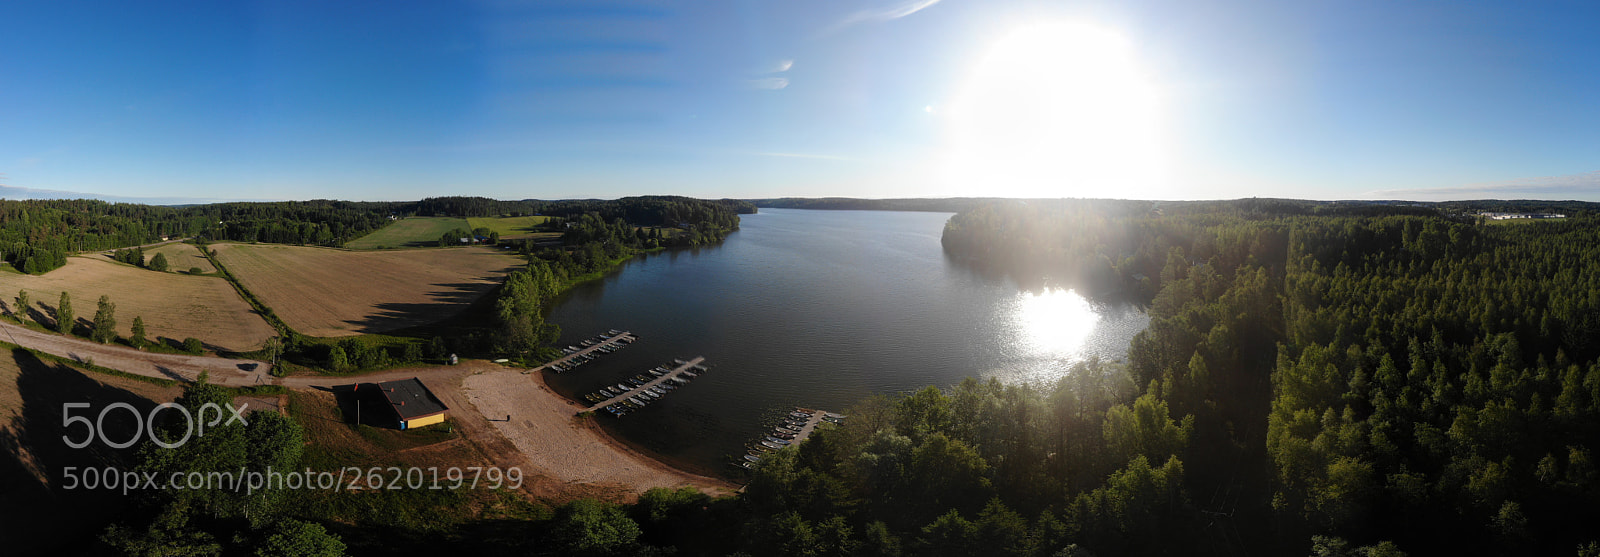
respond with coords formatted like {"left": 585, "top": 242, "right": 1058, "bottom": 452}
{"left": 0, "top": 320, "right": 271, "bottom": 386}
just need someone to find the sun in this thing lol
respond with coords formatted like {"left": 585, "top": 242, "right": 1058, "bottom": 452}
{"left": 944, "top": 21, "right": 1168, "bottom": 199}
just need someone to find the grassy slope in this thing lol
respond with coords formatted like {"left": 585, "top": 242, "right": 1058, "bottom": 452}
{"left": 347, "top": 217, "right": 471, "bottom": 249}
{"left": 142, "top": 242, "right": 216, "bottom": 274}
{"left": 0, "top": 256, "right": 275, "bottom": 351}
{"left": 465, "top": 216, "right": 552, "bottom": 240}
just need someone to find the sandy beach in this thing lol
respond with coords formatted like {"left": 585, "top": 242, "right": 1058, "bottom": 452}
{"left": 461, "top": 366, "right": 738, "bottom": 499}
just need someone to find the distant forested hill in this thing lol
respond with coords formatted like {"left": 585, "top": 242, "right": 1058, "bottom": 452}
{"left": 0, "top": 199, "right": 404, "bottom": 273}
{"left": 0, "top": 195, "right": 748, "bottom": 275}
{"left": 750, "top": 197, "right": 1000, "bottom": 212}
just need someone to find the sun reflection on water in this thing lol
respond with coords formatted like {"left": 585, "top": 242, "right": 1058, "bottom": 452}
{"left": 1015, "top": 288, "right": 1100, "bottom": 358}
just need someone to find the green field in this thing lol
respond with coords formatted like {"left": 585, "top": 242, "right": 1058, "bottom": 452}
{"left": 465, "top": 215, "right": 551, "bottom": 239}
{"left": 345, "top": 217, "right": 470, "bottom": 249}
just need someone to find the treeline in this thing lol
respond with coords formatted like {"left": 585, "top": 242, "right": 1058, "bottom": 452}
{"left": 0, "top": 199, "right": 402, "bottom": 274}
{"left": 492, "top": 210, "right": 740, "bottom": 360}
{"left": 0, "top": 199, "right": 171, "bottom": 274}
{"left": 0, "top": 195, "right": 748, "bottom": 275}
{"left": 412, "top": 195, "right": 757, "bottom": 218}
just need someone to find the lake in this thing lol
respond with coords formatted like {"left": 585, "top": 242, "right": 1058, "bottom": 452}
{"left": 543, "top": 208, "right": 1148, "bottom": 475}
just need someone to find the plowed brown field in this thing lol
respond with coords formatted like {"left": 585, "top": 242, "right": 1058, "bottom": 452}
{"left": 212, "top": 244, "right": 521, "bottom": 337}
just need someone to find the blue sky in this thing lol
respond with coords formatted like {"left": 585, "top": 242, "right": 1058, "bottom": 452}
{"left": 2, "top": 0, "right": 1598, "bottom": 202}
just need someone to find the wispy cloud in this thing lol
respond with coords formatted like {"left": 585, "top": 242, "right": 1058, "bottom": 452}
{"left": 1366, "top": 170, "right": 1600, "bottom": 200}
{"left": 747, "top": 77, "right": 790, "bottom": 90}
{"left": 830, "top": 0, "right": 942, "bottom": 32}
{"left": 773, "top": 59, "right": 794, "bottom": 73}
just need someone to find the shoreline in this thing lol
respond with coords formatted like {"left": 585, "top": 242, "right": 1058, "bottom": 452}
{"left": 546, "top": 378, "right": 739, "bottom": 482}
{"left": 461, "top": 364, "right": 738, "bottom": 502}
{"left": 532, "top": 368, "right": 740, "bottom": 489}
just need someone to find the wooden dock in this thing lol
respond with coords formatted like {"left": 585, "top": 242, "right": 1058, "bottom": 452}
{"left": 785, "top": 408, "right": 836, "bottom": 445}
{"left": 586, "top": 356, "right": 706, "bottom": 412}
{"left": 533, "top": 331, "right": 636, "bottom": 372}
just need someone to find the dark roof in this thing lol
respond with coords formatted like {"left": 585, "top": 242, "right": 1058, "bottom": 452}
{"left": 376, "top": 378, "right": 449, "bottom": 421}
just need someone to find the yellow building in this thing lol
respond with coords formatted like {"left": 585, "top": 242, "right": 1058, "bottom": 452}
{"left": 377, "top": 377, "right": 449, "bottom": 430}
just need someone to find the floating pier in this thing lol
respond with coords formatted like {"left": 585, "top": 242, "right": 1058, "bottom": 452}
{"left": 784, "top": 408, "right": 845, "bottom": 445}
{"left": 586, "top": 356, "right": 706, "bottom": 413}
{"left": 741, "top": 407, "right": 846, "bottom": 468}
{"left": 536, "top": 330, "right": 636, "bottom": 373}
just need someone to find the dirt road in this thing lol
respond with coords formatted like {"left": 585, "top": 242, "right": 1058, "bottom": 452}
{"left": 0, "top": 320, "right": 271, "bottom": 386}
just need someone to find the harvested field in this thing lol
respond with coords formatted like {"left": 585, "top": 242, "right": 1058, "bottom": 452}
{"left": 142, "top": 242, "right": 215, "bottom": 274}
{"left": 212, "top": 244, "right": 521, "bottom": 337}
{"left": 466, "top": 216, "right": 551, "bottom": 239}
{"left": 345, "top": 216, "right": 469, "bottom": 249}
{"left": 0, "top": 256, "right": 275, "bottom": 351}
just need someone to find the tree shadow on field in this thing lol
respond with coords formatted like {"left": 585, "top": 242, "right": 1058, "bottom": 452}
{"left": 22, "top": 303, "right": 64, "bottom": 333}
{"left": 0, "top": 348, "right": 162, "bottom": 554}
{"left": 342, "top": 281, "right": 503, "bottom": 335}
{"left": 153, "top": 365, "right": 191, "bottom": 383}
{"left": 30, "top": 302, "right": 92, "bottom": 337}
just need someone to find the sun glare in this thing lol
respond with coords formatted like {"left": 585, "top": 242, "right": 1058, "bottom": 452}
{"left": 945, "top": 21, "right": 1167, "bottom": 198}
{"left": 1015, "top": 288, "right": 1099, "bottom": 358}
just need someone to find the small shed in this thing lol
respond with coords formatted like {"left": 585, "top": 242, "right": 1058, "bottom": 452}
{"left": 376, "top": 377, "right": 449, "bottom": 430}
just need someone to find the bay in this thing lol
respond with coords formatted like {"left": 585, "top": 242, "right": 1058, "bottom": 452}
{"left": 543, "top": 208, "right": 1148, "bottom": 475}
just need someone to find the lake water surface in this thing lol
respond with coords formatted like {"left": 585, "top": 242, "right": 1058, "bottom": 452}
{"left": 544, "top": 208, "right": 1148, "bottom": 474}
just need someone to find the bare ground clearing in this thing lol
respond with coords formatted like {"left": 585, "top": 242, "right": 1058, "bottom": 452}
{"left": 0, "top": 256, "right": 275, "bottom": 351}
{"left": 212, "top": 244, "right": 522, "bottom": 337}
